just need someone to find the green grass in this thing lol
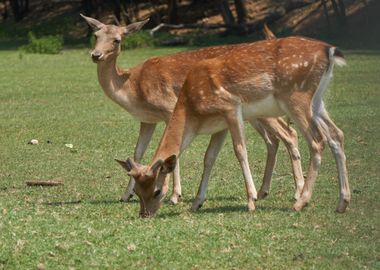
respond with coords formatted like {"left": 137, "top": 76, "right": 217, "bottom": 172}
{"left": 0, "top": 45, "right": 379, "bottom": 269}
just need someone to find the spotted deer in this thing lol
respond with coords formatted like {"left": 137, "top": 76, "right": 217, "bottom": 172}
{"left": 117, "top": 36, "right": 350, "bottom": 217}
{"left": 80, "top": 14, "right": 304, "bottom": 205}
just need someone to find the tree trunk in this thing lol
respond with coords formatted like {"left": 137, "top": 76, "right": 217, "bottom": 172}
{"left": 113, "top": 0, "right": 121, "bottom": 24}
{"left": 0, "top": 0, "right": 9, "bottom": 20}
{"left": 10, "top": 0, "right": 29, "bottom": 21}
{"left": 321, "top": 0, "right": 330, "bottom": 30}
{"left": 331, "top": 0, "right": 346, "bottom": 25}
{"left": 167, "top": 0, "right": 178, "bottom": 24}
{"left": 218, "top": 0, "right": 235, "bottom": 26}
{"left": 234, "top": 0, "right": 247, "bottom": 24}
{"left": 337, "top": 0, "right": 346, "bottom": 24}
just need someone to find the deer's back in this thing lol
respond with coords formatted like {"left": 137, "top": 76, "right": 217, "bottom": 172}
{"left": 184, "top": 37, "right": 332, "bottom": 116}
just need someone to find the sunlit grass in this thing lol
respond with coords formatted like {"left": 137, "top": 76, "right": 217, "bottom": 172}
{"left": 0, "top": 46, "right": 379, "bottom": 269}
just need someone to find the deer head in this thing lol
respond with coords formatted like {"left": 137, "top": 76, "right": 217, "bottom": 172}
{"left": 116, "top": 155, "right": 177, "bottom": 218}
{"left": 80, "top": 14, "right": 149, "bottom": 62}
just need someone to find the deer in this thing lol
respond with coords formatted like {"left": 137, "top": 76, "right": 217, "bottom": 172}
{"left": 80, "top": 14, "right": 304, "bottom": 206}
{"left": 116, "top": 36, "right": 350, "bottom": 218}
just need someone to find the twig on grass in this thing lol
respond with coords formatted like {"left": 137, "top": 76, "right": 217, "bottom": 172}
{"left": 26, "top": 180, "right": 64, "bottom": 187}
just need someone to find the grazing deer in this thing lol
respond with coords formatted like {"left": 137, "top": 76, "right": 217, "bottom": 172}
{"left": 80, "top": 14, "right": 304, "bottom": 205}
{"left": 117, "top": 36, "right": 350, "bottom": 218}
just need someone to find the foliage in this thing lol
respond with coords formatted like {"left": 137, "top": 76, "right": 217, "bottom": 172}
{"left": 19, "top": 32, "right": 63, "bottom": 54}
{"left": 0, "top": 46, "right": 379, "bottom": 269}
{"left": 123, "top": 31, "right": 155, "bottom": 49}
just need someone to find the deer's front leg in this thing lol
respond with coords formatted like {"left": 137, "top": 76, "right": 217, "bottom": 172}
{"left": 192, "top": 129, "right": 228, "bottom": 211}
{"left": 120, "top": 122, "right": 156, "bottom": 202}
{"left": 226, "top": 108, "right": 257, "bottom": 211}
{"left": 170, "top": 158, "right": 182, "bottom": 204}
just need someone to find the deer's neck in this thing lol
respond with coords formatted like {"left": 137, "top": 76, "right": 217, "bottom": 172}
{"left": 152, "top": 96, "right": 196, "bottom": 164}
{"left": 96, "top": 57, "right": 132, "bottom": 100}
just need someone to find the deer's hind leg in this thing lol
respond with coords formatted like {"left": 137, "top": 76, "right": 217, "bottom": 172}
{"left": 317, "top": 109, "right": 350, "bottom": 212}
{"left": 277, "top": 93, "right": 326, "bottom": 211}
{"left": 253, "top": 118, "right": 304, "bottom": 200}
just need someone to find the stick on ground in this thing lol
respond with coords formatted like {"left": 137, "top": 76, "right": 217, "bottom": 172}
{"left": 26, "top": 180, "right": 64, "bottom": 187}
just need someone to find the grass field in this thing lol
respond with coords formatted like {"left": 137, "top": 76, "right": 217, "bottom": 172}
{"left": 0, "top": 44, "right": 379, "bottom": 269}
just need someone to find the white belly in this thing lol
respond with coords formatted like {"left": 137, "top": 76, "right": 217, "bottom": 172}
{"left": 198, "top": 116, "right": 228, "bottom": 135}
{"left": 242, "top": 95, "right": 284, "bottom": 120}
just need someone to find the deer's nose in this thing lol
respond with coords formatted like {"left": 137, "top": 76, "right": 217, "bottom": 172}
{"left": 91, "top": 50, "right": 103, "bottom": 61}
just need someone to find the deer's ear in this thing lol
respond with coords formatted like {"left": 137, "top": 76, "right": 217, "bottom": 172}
{"left": 115, "top": 158, "right": 136, "bottom": 172}
{"left": 121, "top": 19, "right": 149, "bottom": 36}
{"left": 80, "top": 13, "right": 105, "bottom": 31}
{"left": 161, "top": 155, "right": 177, "bottom": 174}
{"left": 262, "top": 23, "right": 276, "bottom": 40}
{"left": 150, "top": 160, "right": 163, "bottom": 174}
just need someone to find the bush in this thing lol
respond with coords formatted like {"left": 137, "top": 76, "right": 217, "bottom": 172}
{"left": 122, "top": 31, "right": 155, "bottom": 49}
{"left": 20, "top": 32, "right": 63, "bottom": 54}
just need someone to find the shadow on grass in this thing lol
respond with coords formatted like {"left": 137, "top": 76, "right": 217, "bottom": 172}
{"left": 256, "top": 205, "right": 293, "bottom": 213}
{"left": 192, "top": 203, "right": 293, "bottom": 214}
{"left": 156, "top": 211, "right": 182, "bottom": 218}
{"left": 43, "top": 198, "right": 138, "bottom": 206}
{"left": 180, "top": 195, "right": 239, "bottom": 204}
{"left": 194, "top": 205, "right": 247, "bottom": 214}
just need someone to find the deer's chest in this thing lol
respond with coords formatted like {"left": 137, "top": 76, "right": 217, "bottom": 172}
{"left": 106, "top": 89, "right": 166, "bottom": 123}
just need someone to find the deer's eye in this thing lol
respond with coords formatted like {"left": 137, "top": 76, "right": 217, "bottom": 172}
{"left": 114, "top": 39, "right": 121, "bottom": 44}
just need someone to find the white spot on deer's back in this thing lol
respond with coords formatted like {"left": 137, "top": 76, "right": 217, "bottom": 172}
{"left": 304, "top": 61, "right": 309, "bottom": 67}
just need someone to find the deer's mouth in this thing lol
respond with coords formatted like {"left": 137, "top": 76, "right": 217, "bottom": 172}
{"left": 139, "top": 211, "right": 154, "bottom": 218}
{"left": 91, "top": 56, "right": 104, "bottom": 63}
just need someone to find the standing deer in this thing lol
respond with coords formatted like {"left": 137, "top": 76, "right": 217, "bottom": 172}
{"left": 117, "top": 36, "right": 350, "bottom": 217}
{"left": 80, "top": 14, "right": 304, "bottom": 205}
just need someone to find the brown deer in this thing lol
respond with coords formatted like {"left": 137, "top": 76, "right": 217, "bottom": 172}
{"left": 80, "top": 14, "right": 304, "bottom": 205}
{"left": 117, "top": 36, "right": 350, "bottom": 217}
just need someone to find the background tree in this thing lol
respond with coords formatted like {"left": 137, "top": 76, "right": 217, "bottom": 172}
{"left": 234, "top": 0, "right": 247, "bottom": 24}
{"left": 218, "top": 0, "right": 235, "bottom": 26}
{"left": 331, "top": 0, "right": 347, "bottom": 25}
{"left": 10, "top": 0, "right": 29, "bottom": 21}
{"left": 167, "top": 0, "right": 178, "bottom": 24}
